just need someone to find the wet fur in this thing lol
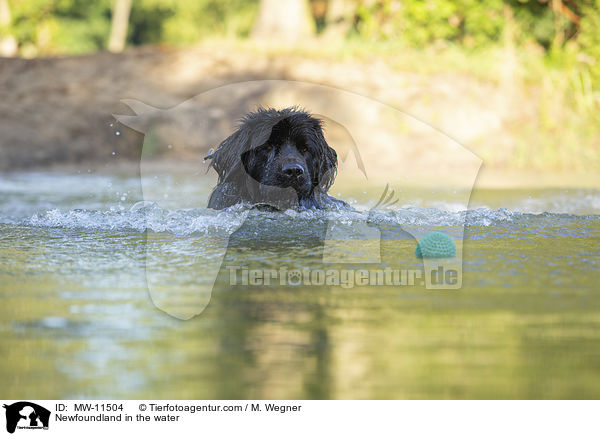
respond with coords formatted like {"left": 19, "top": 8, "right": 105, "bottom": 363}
{"left": 206, "top": 107, "right": 348, "bottom": 210}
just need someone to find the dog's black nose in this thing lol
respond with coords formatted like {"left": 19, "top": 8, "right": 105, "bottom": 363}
{"left": 282, "top": 163, "right": 304, "bottom": 178}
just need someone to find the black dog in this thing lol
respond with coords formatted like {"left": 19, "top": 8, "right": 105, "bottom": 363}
{"left": 206, "top": 107, "right": 348, "bottom": 210}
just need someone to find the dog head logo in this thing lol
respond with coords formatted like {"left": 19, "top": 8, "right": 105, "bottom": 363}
{"left": 3, "top": 402, "right": 50, "bottom": 434}
{"left": 114, "top": 80, "right": 481, "bottom": 319}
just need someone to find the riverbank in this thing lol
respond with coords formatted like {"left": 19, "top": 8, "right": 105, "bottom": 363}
{"left": 1, "top": 40, "right": 598, "bottom": 186}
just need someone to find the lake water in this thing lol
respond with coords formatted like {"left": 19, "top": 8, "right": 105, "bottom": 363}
{"left": 1, "top": 170, "right": 599, "bottom": 399}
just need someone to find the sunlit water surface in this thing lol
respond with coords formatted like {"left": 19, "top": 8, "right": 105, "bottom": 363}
{"left": 1, "top": 171, "right": 599, "bottom": 399}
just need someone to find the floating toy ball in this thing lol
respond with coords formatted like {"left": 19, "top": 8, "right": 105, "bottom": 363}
{"left": 415, "top": 231, "right": 456, "bottom": 258}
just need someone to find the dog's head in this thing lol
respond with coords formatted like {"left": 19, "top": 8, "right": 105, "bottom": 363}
{"left": 207, "top": 107, "right": 338, "bottom": 208}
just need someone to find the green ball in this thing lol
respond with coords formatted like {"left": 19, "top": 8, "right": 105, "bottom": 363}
{"left": 415, "top": 231, "right": 456, "bottom": 258}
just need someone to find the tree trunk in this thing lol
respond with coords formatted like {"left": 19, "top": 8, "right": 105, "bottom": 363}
{"left": 552, "top": 0, "right": 565, "bottom": 48}
{"left": 108, "top": 0, "right": 132, "bottom": 53}
{"left": 0, "top": 0, "right": 17, "bottom": 57}
{"left": 252, "top": 0, "right": 314, "bottom": 44}
{"left": 322, "top": 0, "right": 354, "bottom": 41}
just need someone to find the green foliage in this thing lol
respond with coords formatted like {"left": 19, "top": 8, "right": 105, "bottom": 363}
{"left": 578, "top": 0, "right": 600, "bottom": 83}
{"left": 5, "top": 0, "right": 258, "bottom": 55}
{"left": 508, "top": 0, "right": 557, "bottom": 49}
{"left": 348, "top": 0, "right": 600, "bottom": 134}
{"left": 353, "top": 0, "right": 505, "bottom": 47}
{"left": 10, "top": 0, "right": 111, "bottom": 55}
{"left": 3, "top": 0, "right": 598, "bottom": 67}
{"left": 130, "top": 0, "right": 258, "bottom": 46}
{"left": 350, "top": 0, "right": 586, "bottom": 50}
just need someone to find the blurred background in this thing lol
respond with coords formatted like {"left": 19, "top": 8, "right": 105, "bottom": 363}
{"left": 0, "top": 0, "right": 599, "bottom": 182}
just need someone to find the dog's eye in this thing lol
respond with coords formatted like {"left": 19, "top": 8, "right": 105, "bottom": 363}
{"left": 265, "top": 145, "right": 273, "bottom": 152}
{"left": 302, "top": 147, "right": 308, "bottom": 153}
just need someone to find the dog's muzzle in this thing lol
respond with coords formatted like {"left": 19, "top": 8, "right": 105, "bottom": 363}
{"left": 282, "top": 163, "right": 305, "bottom": 178}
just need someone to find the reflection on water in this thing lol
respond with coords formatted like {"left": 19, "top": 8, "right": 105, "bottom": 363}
{"left": 0, "top": 172, "right": 599, "bottom": 399}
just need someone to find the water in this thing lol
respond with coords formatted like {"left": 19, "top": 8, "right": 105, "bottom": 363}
{"left": 1, "top": 170, "right": 599, "bottom": 399}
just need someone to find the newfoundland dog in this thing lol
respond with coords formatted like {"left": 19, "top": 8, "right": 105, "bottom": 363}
{"left": 205, "top": 107, "right": 348, "bottom": 210}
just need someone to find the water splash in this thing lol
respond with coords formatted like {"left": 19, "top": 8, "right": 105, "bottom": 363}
{"left": 8, "top": 202, "right": 596, "bottom": 235}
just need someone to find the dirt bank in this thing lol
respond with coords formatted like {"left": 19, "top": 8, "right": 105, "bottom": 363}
{"left": 0, "top": 42, "right": 597, "bottom": 187}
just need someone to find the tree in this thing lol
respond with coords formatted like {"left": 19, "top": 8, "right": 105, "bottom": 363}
{"left": 108, "top": 0, "right": 132, "bottom": 52}
{"left": 0, "top": 0, "right": 17, "bottom": 56}
{"left": 252, "top": 0, "right": 314, "bottom": 44}
{"left": 322, "top": 0, "right": 354, "bottom": 41}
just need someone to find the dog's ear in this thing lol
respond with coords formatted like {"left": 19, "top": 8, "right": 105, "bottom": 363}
{"left": 240, "top": 147, "right": 257, "bottom": 179}
{"left": 313, "top": 124, "right": 338, "bottom": 192}
{"left": 208, "top": 116, "right": 276, "bottom": 183}
{"left": 207, "top": 127, "right": 248, "bottom": 182}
